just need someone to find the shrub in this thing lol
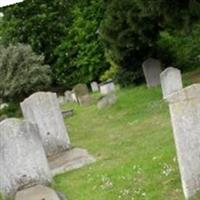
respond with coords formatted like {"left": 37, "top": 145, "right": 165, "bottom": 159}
{"left": 0, "top": 43, "right": 51, "bottom": 101}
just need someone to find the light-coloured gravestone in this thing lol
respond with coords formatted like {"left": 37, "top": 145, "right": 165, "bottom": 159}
{"left": 90, "top": 82, "right": 99, "bottom": 92}
{"left": 142, "top": 58, "right": 162, "bottom": 87}
{"left": 160, "top": 67, "right": 183, "bottom": 99}
{"left": 71, "top": 92, "right": 78, "bottom": 103}
{"left": 97, "top": 94, "right": 117, "bottom": 109}
{"left": 64, "top": 91, "right": 74, "bottom": 102}
{"left": 58, "top": 96, "right": 65, "bottom": 105}
{"left": 0, "top": 119, "right": 52, "bottom": 199}
{"left": 15, "top": 185, "right": 62, "bottom": 200}
{"left": 167, "top": 84, "right": 200, "bottom": 200}
{"left": 100, "top": 80, "right": 115, "bottom": 95}
{"left": 20, "top": 92, "right": 71, "bottom": 157}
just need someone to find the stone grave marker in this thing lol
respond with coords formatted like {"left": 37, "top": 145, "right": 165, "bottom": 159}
{"left": 0, "top": 119, "right": 52, "bottom": 199}
{"left": 99, "top": 80, "right": 115, "bottom": 95}
{"left": 160, "top": 67, "right": 183, "bottom": 99}
{"left": 90, "top": 82, "right": 99, "bottom": 92}
{"left": 73, "top": 84, "right": 92, "bottom": 105}
{"left": 142, "top": 58, "right": 162, "bottom": 87}
{"left": 167, "top": 84, "right": 200, "bottom": 199}
{"left": 20, "top": 92, "right": 71, "bottom": 157}
{"left": 97, "top": 94, "right": 117, "bottom": 109}
{"left": 15, "top": 185, "right": 65, "bottom": 200}
{"left": 64, "top": 91, "right": 73, "bottom": 102}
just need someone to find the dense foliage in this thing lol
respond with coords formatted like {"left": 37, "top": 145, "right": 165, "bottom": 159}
{"left": 54, "top": 0, "right": 108, "bottom": 88}
{"left": 0, "top": 44, "right": 51, "bottom": 101}
{"left": 0, "top": 0, "right": 200, "bottom": 89}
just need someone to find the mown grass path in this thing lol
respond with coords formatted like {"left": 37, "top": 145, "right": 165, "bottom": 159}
{"left": 54, "top": 85, "right": 183, "bottom": 200}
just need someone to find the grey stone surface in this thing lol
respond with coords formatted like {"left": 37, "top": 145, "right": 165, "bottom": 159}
{"left": 49, "top": 148, "right": 96, "bottom": 176}
{"left": 99, "top": 80, "right": 115, "bottom": 95}
{"left": 71, "top": 92, "right": 78, "bottom": 103}
{"left": 78, "top": 95, "right": 93, "bottom": 106}
{"left": 15, "top": 185, "right": 60, "bottom": 200}
{"left": 58, "top": 96, "right": 65, "bottom": 105}
{"left": 0, "top": 119, "right": 52, "bottom": 199}
{"left": 142, "top": 58, "right": 162, "bottom": 87}
{"left": 167, "top": 84, "right": 200, "bottom": 199}
{"left": 160, "top": 67, "right": 183, "bottom": 99}
{"left": 91, "top": 82, "right": 99, "bottom": 92}
{"left": 97, "top": 94, "right": 117, "bottom": 109}
{"left": 62, "top": 109, "right": 74, "bottom": 118}
{"left": 20, "top": 92, "right": 71, "bottom": 157}
{"left": 64, "top": 91, "right": 74, "bottom": 102}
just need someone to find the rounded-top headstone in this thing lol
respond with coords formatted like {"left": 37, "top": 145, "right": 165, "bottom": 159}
{"left": 20, "top": 92, "right": 71, "bottom": 157}
{"left": 73, "top": 84, "right": 89, "bottom": 97}
{"left": 160, "top": 67, "right": 183, "bottom": 99}
{"left": 0, "top": 119, "right": 52, "bottom": 199}
{"left": 142, "top": 58, "right": 162, "bottom": 87}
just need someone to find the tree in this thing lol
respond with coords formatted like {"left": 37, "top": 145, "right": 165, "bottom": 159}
{"left": 0, "top": 0, "right": 72, "bottom": 84}
{"left": 54, "top": 0, "right": 109, "bottom": 88}
{"left": 0, "top": 43, "right": 51, "bottom": 101}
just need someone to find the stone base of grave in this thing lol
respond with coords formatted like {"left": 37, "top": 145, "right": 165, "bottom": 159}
{"left": 15, "top": 185, "right": 67, "bottom": 200}
{"left": 48, "top": 148, "right": 96, "bottom": 176}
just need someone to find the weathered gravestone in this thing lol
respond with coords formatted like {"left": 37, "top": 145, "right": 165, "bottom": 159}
{"left": 20, "top": 92, "right": 71, "bottom": 157}
{"left": 99, "top": 80, "right": 115, "bottom": 96}
{"left": 160, "top": 67, "right": 183, "bottom": 99}
{"left": 15, "top": 185, "right": 65, "bottom": 200}
{"left": 73, "top": 84, "right": 92, "bottom": 105}
{"left": 167, "top": 84, "right": 200, "bottom": 200}
{"left": 58, "top": 96, "right": 65, "bottom": 105}
{"left": 97, "top": 94, "right": 117, "bottom": 109}
{"left": 64, "top": 91, "right": 74, "bottom": 102}
{"left": 142, "top": 58, "right": 162, "bottom": 87}
{"left": 0, "top": 119, "right": 52, "bottom": 199}
{"left": 90, "top": 82, "right": 99, "bottom": 92}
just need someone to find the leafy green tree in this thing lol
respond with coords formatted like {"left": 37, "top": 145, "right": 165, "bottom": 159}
{"left": 0, "top": 0, "right": 72, "bottom": 83}
{"left": 0, "top": 43, "right": 51, "bottom": 101}
{"left": 54, "top": 0, "right": 108, "bottom": 88}
{"left": 100, "top": 0, "right": 200, "bottom": 85}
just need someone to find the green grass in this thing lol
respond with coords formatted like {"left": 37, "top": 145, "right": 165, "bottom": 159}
{"left": 52, "top": 70, "right": 200, "bottom": 200}
{"left": 1, "top": 70, "right": 199, "bottom": 200}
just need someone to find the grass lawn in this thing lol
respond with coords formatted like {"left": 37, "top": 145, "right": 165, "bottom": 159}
{"left": 0, "top": 69, "right": 199, "bottom": 200}
{"left": 52, "top": 69, "right": 200, "bottom": 200}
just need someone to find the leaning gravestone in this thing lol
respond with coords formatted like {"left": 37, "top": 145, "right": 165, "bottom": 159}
{"left": 20, "top": 92, "right": 71, "bottom": 157}
{"left": 0, "top": 119, "right": 52, "bottom": 199}
{"left": 142, "top": 58, "right": 162, "bottom": 87}
{"left": 167, "top": 84, "right": 200, "bottom": 200}
{"left": 160, "top": 67, "right": 183, "bottom": 99}
{"left": 90, "top": 82, "right": 99, "bottom": 92}
{"left": 99, "top": 80, "right": 115, "bottom": 96}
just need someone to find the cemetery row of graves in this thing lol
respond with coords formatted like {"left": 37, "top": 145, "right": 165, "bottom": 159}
{"left": 0, "top": 59, "right": 200, "bottom": 199}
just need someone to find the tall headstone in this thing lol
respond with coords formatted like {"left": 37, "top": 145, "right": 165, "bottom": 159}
{"left": 0, "top": 119, "right": 52, "bottom": 199}
{"left": 90, "top": 82, "right": 99, "bottom": 92}
{"left": 167, "top": 84, "right": 200, "bottom": 199}
{"left": 142, "top": 58, "right": 162, "bottom": 87}
{"left": 99, "top": 80, "right": 115, "bottom": 96}
{"left": 20, "top": 92, "right": 71, "bottom": 157}
{"left": 160, "top": 67, "right": 183, "bottom": 99}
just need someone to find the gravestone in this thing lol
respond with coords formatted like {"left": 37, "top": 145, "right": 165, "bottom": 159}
{"left": 99, "top": 80, "right": 115, "bottom": 96}
{"left": 15, "top": 185, "right": 64, "bottom": 200}
{"left": 142, "top": 58, "right": 162, "bottom": 87}
{"left": 71, "top": 92, "right": 78, "bottom": 103}
{"left": 160, "top": 67, "right": 183, "bottom": 99}
{"left": 0, "top": 119, "right": 52, "bottom": 199}
{"left": 167, "top": 84, "right": 200, "bottom": 200}
{"left": 20, "top": 92, "right": 71, "bottom": 157}
{"left": 64, "top": 91, "right": 74, "bottom": 102}
{"left": 90, "top": 82, "right": 99, "bottom": 92}
{"left": 73, "top": 84, "right": 92, "bottom": 105}
{"left": 58, "top": 96, "right": 65, "bottom": 105}
{"left": 97, "top": 94, "right": 117, "bottom": 109}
